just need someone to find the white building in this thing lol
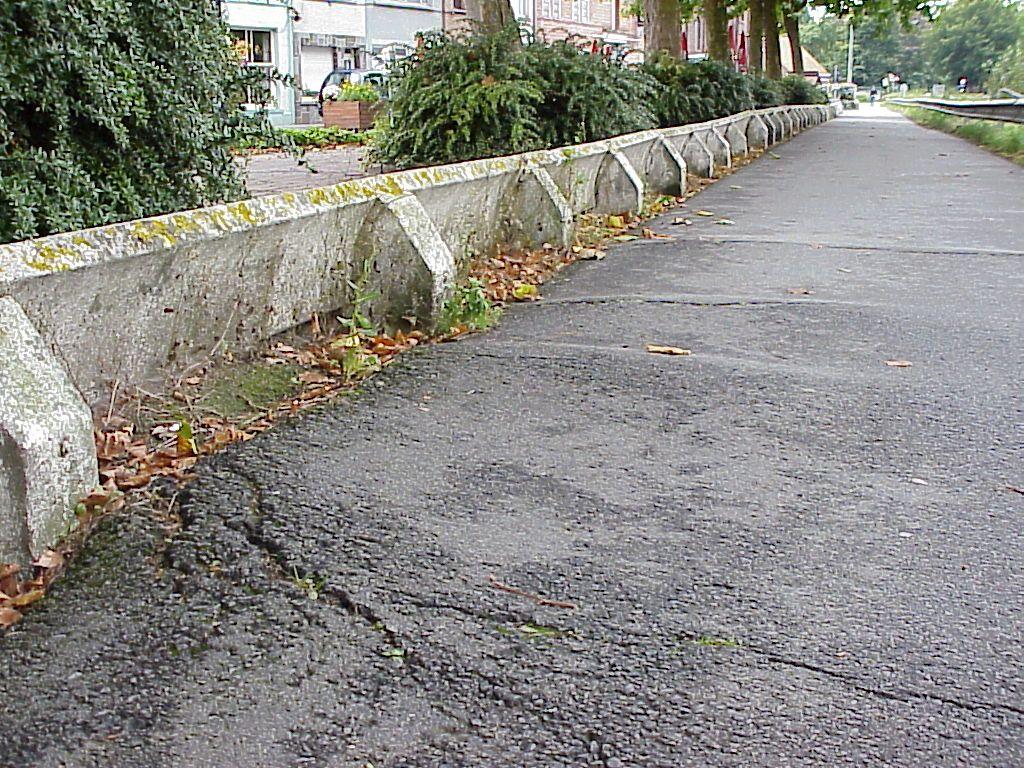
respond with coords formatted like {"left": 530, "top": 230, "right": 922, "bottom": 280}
{"left": 223, "top": 0, "right": 298, "bottom": 125}
{"left": 224, "top": 0, "right": 536, "bottom": 125}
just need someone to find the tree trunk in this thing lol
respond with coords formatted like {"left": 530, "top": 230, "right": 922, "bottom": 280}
{"left": 703, "top": 0, "right": 730, "bottom": 63}
{"left": 783, "top": 9, "right": 803, "bottom": 74}
{"left": 642, "top": 0, "right": 681, "bottom": 57}
{"left": 463, "top": 0, "right": 517, "bottom": 35}
{"left": 748, "top": 0, "right": 764, "bottom": 74}
{"left": 764, "top": 1, "right": 783, "bottom": 79}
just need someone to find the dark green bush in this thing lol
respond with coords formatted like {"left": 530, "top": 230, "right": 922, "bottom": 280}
{"left": 0, "top": 0, "right": 276, "bottom": 244}
{"left": 236, "top": 126, "right": 368, "bottom": 152}
{"left": 523, "top": 42, "right": 659, "bottom": 147}
{"left": 778, "top": 75, "right": 828, "bottom": 105}
{"left": 368, "top": 28, "right": 543, "bottom": 168}
{"left": 748, "top": 75, "right": 785, "bottom": 108}
{"left": 370, "top": 28, "right": 660, "bottom": 168}
{"left": 642, "top": 56, "right": 755, "bottom": 127}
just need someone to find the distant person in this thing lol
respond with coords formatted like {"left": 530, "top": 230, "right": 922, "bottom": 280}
{"left": 957, "top": 76, "right": 968, "bottom": 93}
{"left": 899, "top": 82, "right": 909, "bottom": 97}
{"left": 869, "top": 87, "right": 879, "bottom": 104}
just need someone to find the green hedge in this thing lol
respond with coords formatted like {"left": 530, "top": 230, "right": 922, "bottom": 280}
{"left": 369, "top": 29, "right": 660, "bottom": 168}
{"left": 778, "top": 75, "right": 829, "bottom": 105}
{"left": 0, "top": 0, "right": 276, "bottom": 245}
{"left": 371, "top": 30, "right": 826, "bottom": 168}
{"left": 237, "top": 126, "right": 369, "bottom": 152}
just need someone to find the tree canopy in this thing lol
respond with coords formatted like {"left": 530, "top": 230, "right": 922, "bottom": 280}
{"left": 924, "top": 0, "right": 1023, "bottom": 86}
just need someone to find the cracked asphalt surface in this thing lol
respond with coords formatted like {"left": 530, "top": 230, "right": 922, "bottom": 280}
{"left": 2, "top": 107, "right": 1023, "bottom": 767}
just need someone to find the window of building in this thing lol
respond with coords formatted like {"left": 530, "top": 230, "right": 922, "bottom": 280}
{"left": 571, "top": 0, "right": 590, "bottom": 22}
{"left": 231, "top": 28, "right": 277, "bottom": 106}
{"left": 541, "top": 0, "right": 557, "bottom": 19}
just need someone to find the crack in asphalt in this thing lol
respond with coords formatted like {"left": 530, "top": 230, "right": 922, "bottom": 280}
{"left": 535, "top": 295, "right": 835, "bottom": 308}
{"left": 689, "top": 236, "right": 1024, "bottom": 258}
{"left": 760, "top": 649, "right": 1024, "bottom": 718}
{"left": 202, "top": 465, "right": 410, "bottom": 655}
{"left": 685, "top": 632, "right": 1024, "bottom": 719}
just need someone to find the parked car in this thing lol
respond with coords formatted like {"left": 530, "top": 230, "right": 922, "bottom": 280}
{"left": 317, "top": 69, "right": 387, "bottom": 114}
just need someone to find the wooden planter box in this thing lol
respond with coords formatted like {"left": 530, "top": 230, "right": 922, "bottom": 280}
{"left": 322, "top": 100, "right": 381, "bottom": 131}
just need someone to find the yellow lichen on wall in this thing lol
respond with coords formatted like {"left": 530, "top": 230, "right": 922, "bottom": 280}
{"left": 130, "top": 221, "right": 177, "bottom": 247}
{"left": 22, "top": 243, "right": 81, "bottom": 272}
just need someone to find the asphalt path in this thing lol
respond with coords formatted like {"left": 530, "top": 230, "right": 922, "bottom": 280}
{"left": 2, "top": 106, "right": 1022, "bottom": 767}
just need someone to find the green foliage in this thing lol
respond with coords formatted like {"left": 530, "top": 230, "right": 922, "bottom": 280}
{"left": 368, "top": 28, "right": 544, "bottom": 168}
{"left": 748, "top": 75, "right": 785, "bottom": 108}
{"left": 0, "top": 0, "right": 278, "bottom": 244}
{"left": 438, "top": 278, "right": 499, "bottom": 334}
{"left": 237, "top": 126, "right": 368, "bottom": 152}
{"left": 643, "top": 56, "right": 755, "bottom": 127}
{"left": 778, "top": 75, "right": 827, "bottom": 104}
{"left": 894, "top": 105, "right": 1024, "bottom": 166}
{"left": 332, "top": 82, "right": 381, "bottom": 103}
{"left": 987, "top": 42, "right": 1024, "bottom": 94}
{"left": 924, "top": 0, "right": 1022, "bottom": 86}
{"left": 369, "top": 28, "right": 660, "bottom": 168}
{"left": 523, "top": 42, "right": 659, "bottom": 147}
{"left": 803, "top": 13, "right": 934, "bottom": 88}
{"left": 801, "top": 13, "right": 850, "bottom": 78}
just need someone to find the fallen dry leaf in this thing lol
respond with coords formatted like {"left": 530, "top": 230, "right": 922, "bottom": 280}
{"left": 0, "top": 607, "right": 21, "bottom": 628}
{"left": 7, "top": 589, "right": 44, "bottom": 609}
{"left": 696, "top": 210, "right": 715, "bottom": 217}
{"left": 0, "top": 564, "right": 19, "bottom": 597}
{"left": 715, "top": 219, "right": 735, "bottom": 226}
{"left": 641, "top": 228, "right": 674, "bottom": 240}
{"left": 1004, "top": 485, "right": 1024, "bottom": 496}
{"left": 32, "top": 550, "right": 64, "bottom": 571}
{"left": 646, "top": 344, "right": 693, "bottom": 356}
{"left": 885, "top": 360, "right": 913, "bottom": 368}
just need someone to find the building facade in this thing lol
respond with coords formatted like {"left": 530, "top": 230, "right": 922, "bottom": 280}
{"left": 223, "top": 0, "right": 298, "bottom": 125}
{"left": 532, "top": 0, "right": 641, "bottom": 50}
{"left": 224, "top": 0, "right": 456, "bottom": 125}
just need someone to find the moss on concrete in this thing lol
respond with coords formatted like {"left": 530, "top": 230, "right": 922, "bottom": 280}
{"left": 199, "top": 363, "right": 301, "bottom": 419}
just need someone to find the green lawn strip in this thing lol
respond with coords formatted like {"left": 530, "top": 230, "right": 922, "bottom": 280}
{"left": 889, "top": 104, "right": 1024, "bottom": 166}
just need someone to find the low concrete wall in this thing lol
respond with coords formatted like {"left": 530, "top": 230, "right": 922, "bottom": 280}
{"left": 0, "top": 102, "right": 839, "bottom": 563}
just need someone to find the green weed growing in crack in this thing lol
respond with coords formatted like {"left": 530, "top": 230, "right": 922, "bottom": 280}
{"left": 438, "top": 278, "right": 499, "bottom": 335}
{"left": 330, "top": 280, "right": 382, "bottom": 382}
{"left": 291, "top": 567, "right": 327, "bottom": 601}
{"left": 694, "top": 635, "right": 741, "bottom": 648}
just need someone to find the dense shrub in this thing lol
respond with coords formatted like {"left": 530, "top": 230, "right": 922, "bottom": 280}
{"left": 643, "top": 56, "right": 755, "bottom": 127}
{"left": 748, "top": 75, "right": 785, "bottom": 108}
{"left": 236, "top": 126, "right": 368, "bottom": 152}
{"left": 370, "top": 28, "right": 661, "bottom": 167}
{"left": 0, "top": 0, "right": 275, "bottom": 244}
{"left": 368, "top": 28, "right": 544, "bottom": 168}
{"left": 778, "top": 75, "right": 828, "bottom": 105}
{"left": 523, "top": 42, "right": 659, "bottom": 147}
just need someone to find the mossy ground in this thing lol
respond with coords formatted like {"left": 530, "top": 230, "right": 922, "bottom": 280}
{"left": 198, "top": 363, "right": 302, "bottom": 420}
